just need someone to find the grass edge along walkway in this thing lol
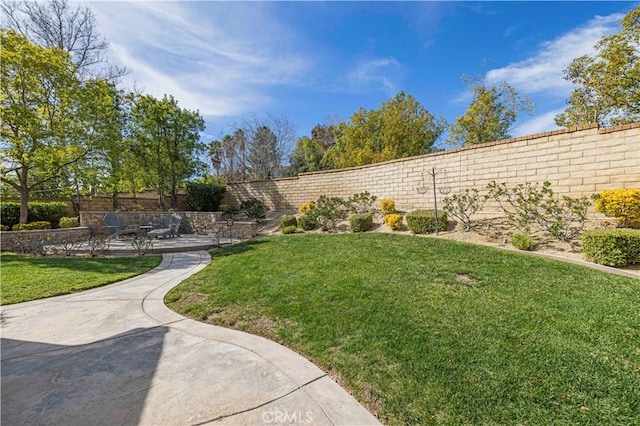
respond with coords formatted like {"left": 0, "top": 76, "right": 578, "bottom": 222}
{"left": 166, "top": 233, "right": 640, "bottom": 425}
{"left": 0, "top": 252, "right": 162, "bottom": 305}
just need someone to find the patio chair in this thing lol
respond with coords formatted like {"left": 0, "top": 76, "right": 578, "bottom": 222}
{"left": 104, "top": 212, "right": 139, "bottom": 239}
{"left": 148, "top": 213, "right": 182, "bottom": 239}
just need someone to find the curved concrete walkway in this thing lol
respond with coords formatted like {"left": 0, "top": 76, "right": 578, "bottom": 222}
{"left": 1, "top": 251, "right": 380, "bottom": 425}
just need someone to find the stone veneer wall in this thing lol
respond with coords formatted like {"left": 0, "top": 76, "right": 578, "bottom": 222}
{"left": 0, "top": 227, "right": 92, "bottom": 253}
{"left": 79, "top": 211, "right": 223, "bottom": 235}
{"left": 223, "top": 123, "right": 640, "bottom": 214}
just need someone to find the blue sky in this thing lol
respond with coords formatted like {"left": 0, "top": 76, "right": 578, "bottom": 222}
{"left": 88, "top": 1, "right": 637, "bottom": 152}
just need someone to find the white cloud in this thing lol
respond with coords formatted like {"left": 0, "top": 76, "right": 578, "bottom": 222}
{"left": 347, "top": 57, "right": 404, "bottom": 96}
{"left": 510, "top": 108, "right": 564, "bottom": 137}
{"left": 88, "top": 2, "right": 312, "bottom": 119}
{"left": 486, "top": 13, "right": 623, "bottom": 94}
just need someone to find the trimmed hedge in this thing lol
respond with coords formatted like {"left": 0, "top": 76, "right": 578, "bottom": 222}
{"left": 383, "top": 213, "right": 403, "bottom": 231}
{"left": 0, "top": 202, "right": 67, "bottom": 228}
{"left": 406, "top": 210, "right": 447, "bottom": 234}
{"left": 28, "top": 202, "right": 67, "bottom": 228}
{"left": 282, "top": 225, "right": 297, "bottom": 235}
{"left": 280, "top": 215, "right": 298, "bottom": 230}
{"left": 349, "top": 213, "right": 373, "bottom": 233}
{"left": 186, "top": 183, "right": 226, "bottom": 212}
{"left": 13, "top": 221, "right": 52, "bottom": 231}
{"left": 59, "top": 216, "right": 80, "bottom": 228}
{"left": 297, "top": 214, "right": 317, "bottom": 231}
{"left": 0, "top": 202, "right": 20, "bottom": 229}
{"left": 582, "top": 228, "right": 640, "bottom": 267}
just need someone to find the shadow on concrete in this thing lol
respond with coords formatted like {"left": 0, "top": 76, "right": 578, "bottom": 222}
{"left": 1, "top": 326, "right": 168, "bottom": 426}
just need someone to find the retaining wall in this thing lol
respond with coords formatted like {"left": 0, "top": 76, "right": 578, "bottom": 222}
{"left": 223, "top": 123, "right": 640, "bottom": 214}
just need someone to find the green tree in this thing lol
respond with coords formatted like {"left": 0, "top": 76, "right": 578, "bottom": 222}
{"left": 448, "top": 77, "right": 534, "bottom": 146}
{"left": 129, "top": 94, "right": 206, "bottom": 209}
{"left": 289, "top": 136, "right": 326, "bottom": 175}
{"left": 326, "top": 92, "right": 446, "bottom": 168}
{"left": 0, "top": 29, "right": 86, "bottom": 223}
{"left": 555, "top": 7, "right": 640, "bottom": 127}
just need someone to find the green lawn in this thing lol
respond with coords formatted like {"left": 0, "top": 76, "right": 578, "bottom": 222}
{"left": 0, "top": 252, "right": 162, "bottom": 305}
{"left": 166, "top": 233, "right": 640, "bottom": 425}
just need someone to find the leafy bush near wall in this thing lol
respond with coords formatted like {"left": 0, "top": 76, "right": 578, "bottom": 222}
{"left": 282, "top": 225, "right": 297, "bottom": 235}
{"left": 511, "top": 233, "right": 537, "bottom": 251}
{"left": 406, "top": 210, "right": 447, "bottom": 234}
{"left": 443, "top": 188, "right": 484, "bottom": 231}
{"left": 593, "top": 188, "right": 640, "bottom": 227}
{"left": 280, "top": 215, "right": 298, "bottom": 230}
{"left": 241, "top": 198, "right": 266, "bottom": 221}
{"left": 28, "top": 202, "right": 67, "bottom": 228}
{"left": 349, "top": 213, "right": 373, "bottom": 232}
{"left": 13, "top": 221, "right": 52, "bottom": 231}
{"left": 383, "top": 213, "right": 403, "bottom": 230}
{"left": 313, "top": 196, "right": 346, "bottom": 232}
{"left": 59, "top": 217, "right": 80, "bottom": 228}
{"left": 0, "top": 202, "right": 20, "bottom": 228}
{"left": 0, "top": 224, "right": 9, "bottom": 231}
{"left": 297, "top": 214, "right": 317, "bottom": 231}
{"left": 298, "top": 201, "right": 316, "bottom": 213}
{"left": 186, "top": 183, "right": 226, "bottom": 212}
{"left": 380, "top": 199, "right": 396, "bottom": 215}
{"left": 582, "top": 228, "right": 640, "bottom": 267}
{"left": 347, "top": 192, "right": 378, "bottom": 214}
{"left": 486, "top": 181, "right": 590, "bottom": 242}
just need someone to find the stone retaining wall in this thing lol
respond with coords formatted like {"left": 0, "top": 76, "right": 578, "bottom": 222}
{"left": 0, "top": 227, "right": 92, "bottom": 253}
{"left": 223, "top": 123, "right": 640, "bottom": 214}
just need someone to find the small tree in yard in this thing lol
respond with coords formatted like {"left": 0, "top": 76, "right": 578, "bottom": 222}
{"left": 486, "top": 181, "right": 590, "bottom": 243}
{"left": 443, "top": 189, "right": 485, "bottom": 231}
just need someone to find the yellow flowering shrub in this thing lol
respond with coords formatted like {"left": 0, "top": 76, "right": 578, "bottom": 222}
{"left": 594, "top": 188, "right": 640, "bottom": 227}
{"left": 383, "top": 213, "right": 403, "bottom": 230}
{"left": 380, "top": 199, "right": 396, "bottom": 215}
{"left": 298, "top": 201, "right": 316, "bottom": 213}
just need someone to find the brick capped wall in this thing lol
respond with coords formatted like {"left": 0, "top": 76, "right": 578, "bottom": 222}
{"left": 223, "top": 123, "right": 640, "bottom": 214}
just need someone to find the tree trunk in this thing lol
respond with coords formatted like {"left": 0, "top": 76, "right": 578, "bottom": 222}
{"left": 19, "top": 174, "right": 29, "bottom": 224}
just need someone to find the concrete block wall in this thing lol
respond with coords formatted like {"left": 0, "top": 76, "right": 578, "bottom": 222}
{"left": 223, "top": 123, "right": 640, "bottom": 214}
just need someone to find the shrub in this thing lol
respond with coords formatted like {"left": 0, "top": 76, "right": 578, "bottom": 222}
{"left": 282, "top": 225, "right": 297, "bottom": 235}
{"left": 59, "top": 217, "right": 79, "bottom": 228}
{"left": 12, "top": 221, "right": 52, "bottom": 231}
{"left": 350, "top": 213, "right": 373, "bottom": 232}
{"left": 511, "top": 233, "right": 537, "bottom": 251}
{"left": 406, "top": 210, "right": 447, "bottom": 234}
{"left": 593, "top": 188, "right": 640, "bottom": 227}
{"left": 347, "top": 192, "right": 377, "bottom": 214}
{"left": 383, "top": 214, "right": 403, "bottom": 230}
{"left": 314, "top": 195, "right": 346, "bottom": 231}
{"left": 297, "top": 214, "right": 317, "bottom": 231}
{"left": 280, "top": 215, "right": 298, "bottom": 230}
{"left": 0, "top": 202, "right": 20, "bottom": 229}
{"left": 28, "top": 202, "right": 67, "bottom": 228}
{"left": 486, "top": 181, "right": 590, "bottom": 242}
{"left": 299, "top": 201, "right": 316, "bottom": 213}
{"left": 380, "top": 199, "right": 396, "bottom": 215}
{"left": 582, "top": 228, "right": 640, "bottom": 267}
{"left": 240, "top": 198, "right": 266, "bottom": 221}
{"left": 0, "top": 224, "right": 8, "bottom": 231}
{"left": 186, "top": 183, "right": 226, "bottom": 212}
{"left": 443, "top": 188, "right": 484, "bottom": 231}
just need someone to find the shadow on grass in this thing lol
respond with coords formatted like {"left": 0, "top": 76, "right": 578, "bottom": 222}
{"left": 0, "top": 252, "right": 161, "bottom": 275}
{"left": 212, "top": 238, "right": 270, "bottom": 258}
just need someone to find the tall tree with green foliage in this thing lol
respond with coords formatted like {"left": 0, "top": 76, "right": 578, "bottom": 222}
{"left": 555, "top": 7, "right": 639, "bottom": 127}
{"left": 325, "top": 92, "right": 446, "bottom": 168}
{"left": 128, "top": 94, "right": 205, "bottom": 209}
{"left": 0, "top": 29, "right": 87, "bottom": 223}
{"left": 288, "top": 124, "right": 336, "bottom": 175}
{"left": 448, "top": 77, "right": 535, "bottom": 146}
